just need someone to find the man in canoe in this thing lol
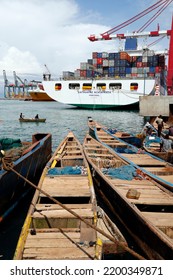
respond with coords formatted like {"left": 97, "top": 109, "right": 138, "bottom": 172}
{"left": 160, "top": 134, "right": 173, "bottom": 152}
{"left": 20, "top": 113, "right": 24, "bottom": 119}
{"left": 35, "top": 114, "right": 39, "bottom": 119}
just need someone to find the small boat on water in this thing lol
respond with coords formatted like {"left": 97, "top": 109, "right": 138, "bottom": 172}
{"left": 19, "top": 118, "right": 46, "bottom": 123}
{"left": 14, "top": 131, "right": 129, "bottom": 260}
{"left": 0, "top": 133, "right": 52, "bottom": 216}
{"left": 83, "top": 134, "right": 173, "bottom": 259}
{"left": 87, "top": 118, "right": 173, "bottom": 192}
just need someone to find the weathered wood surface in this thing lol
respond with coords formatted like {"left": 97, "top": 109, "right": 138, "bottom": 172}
{"left": 40, "top": 176, "right": 91, "bottom": 197}
{"left": 15, "top": 132, "right": 126, "bottom": 260}
{"left": 23, "top": 229, "right": 96, "bottom": 259}
{"left": 83, "top": 133, "right": 173, "bottom": 259}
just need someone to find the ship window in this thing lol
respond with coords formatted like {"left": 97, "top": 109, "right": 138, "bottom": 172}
{"left": 130, "top": 83, "right": 138, "bottom": 91}
{"left": 69, "top": 83, "right": 80, "bottom": 90}
{"left": 55, "top": 83, "right": 62, "bottom": 91}
{"left": 96, "top": 83, "right": 106, "bottom": 90}
{"left": 82, "top": 83, "right": 92, "bottom": 90}
{"left": 109, "top": 83, "right": 122, "bottom": 89}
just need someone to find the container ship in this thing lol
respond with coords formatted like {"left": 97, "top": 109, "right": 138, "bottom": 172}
{"left": 43, "top": 3, "right": 173, "bottom": 109}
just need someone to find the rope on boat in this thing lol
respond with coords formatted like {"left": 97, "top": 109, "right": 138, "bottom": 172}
{"left": 2, "top": 157, "right": 145, "bottom": 260}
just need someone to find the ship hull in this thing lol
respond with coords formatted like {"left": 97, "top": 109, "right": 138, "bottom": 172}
{"left": 28, "top": 89, "right": 54, "bottom": 101}
{"left": 43, "top": 78, "right": 156, "bottom": 109}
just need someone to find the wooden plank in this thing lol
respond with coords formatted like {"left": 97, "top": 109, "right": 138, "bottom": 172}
{"left": 142, "top": 212, "right": 173, "bottom": 227}
{"left": 33, "top": 208, "right": 94, "bottom": 219}
{"left": 121, "top": 154, "right": 166, "bottom": 166}
{"left": 40, "top": 176, "right": 90, "bottom": 197}
{"left": 23, "top": 247, "right": 95, "bottom": 260}
{"left": 36, "top": 204, "right": 93, "bottom": 211}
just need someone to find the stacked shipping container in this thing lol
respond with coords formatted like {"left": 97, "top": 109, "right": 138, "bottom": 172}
{"left": 63, "top": 50, "right": 166, "bottom": 84}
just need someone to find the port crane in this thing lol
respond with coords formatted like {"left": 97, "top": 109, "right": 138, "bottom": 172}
{"left": 88, "top": 0, "right": 173, "bottom": 94}
{"left": 43, "top": 64, "right": 51, "bottom": 81}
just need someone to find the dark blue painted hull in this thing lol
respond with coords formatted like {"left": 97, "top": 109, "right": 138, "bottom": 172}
{"left": 0, "top": 133, "right": 52, "bottom": 214}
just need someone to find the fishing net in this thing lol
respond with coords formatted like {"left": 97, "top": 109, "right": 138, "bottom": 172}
{"left": 107, "top": 128, "right": 117, "bottom": 134}
{"left": 145, "top": 135, "right": 161, "bottom": 147}
{"left": 114, "top": 147, "right": 136, "bottom": 154}
{"left": 102, "top": 165, "right": 137, "bottom": 180}
{"left": 48, "top": 166, "right": 84, "bottom": 176}
{"left": 0, "top": 138, "right": 22, "bottom": 150}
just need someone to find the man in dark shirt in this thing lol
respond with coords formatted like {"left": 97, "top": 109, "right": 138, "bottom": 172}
{"left": 169, "top": 126, "right": 173, "bottom": 136}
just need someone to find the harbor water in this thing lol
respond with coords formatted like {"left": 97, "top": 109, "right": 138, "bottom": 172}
{"left": 0, "top": 99, "right": 145, "bottom": 260}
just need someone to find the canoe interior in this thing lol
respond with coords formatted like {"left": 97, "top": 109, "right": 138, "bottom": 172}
{"left": 14, "top": 132, "right": 127, "bottom": 260}
{"left": 83, "top": 132, "right": 173, "bottom": 259}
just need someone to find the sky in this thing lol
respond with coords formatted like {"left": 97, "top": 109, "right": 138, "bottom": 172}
{"left": 0, "top": 0, "right": 173, "bottom": 85}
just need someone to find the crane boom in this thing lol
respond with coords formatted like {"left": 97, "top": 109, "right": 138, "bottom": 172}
{"left": 88, "top": 29, "right": 171, "bottom": 41}
{"left": 88, "top": 0, "right": 173, "bottom": 42}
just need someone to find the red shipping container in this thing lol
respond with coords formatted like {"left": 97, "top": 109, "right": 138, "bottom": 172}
{"left": 137, "top": 62, "right": 142, "bottom": 68}
{"left": 97, "top": 58, "right": 103, "bottom": 64}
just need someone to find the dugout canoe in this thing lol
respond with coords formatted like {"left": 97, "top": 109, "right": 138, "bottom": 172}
{"left": 87, "top": 118, "right": 173, "bottom": 192}
{"left": 0, "top": 133, "right": 52, "bottom": 216}
{"left": 14, "top": 131, "right": 130, "bottom": 260}
{"left": 19, "top": 118, "right": 46, "bottom": 123}
{"left": 83, "top": 134, "right": 173, "bottom": 259}
{"left": 88, "top": 116, "right": 142, "bottom": 148}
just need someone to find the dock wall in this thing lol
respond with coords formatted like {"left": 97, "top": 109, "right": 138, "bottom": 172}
{"left": 139, "top": 96, "right": 173, "bottom": 117}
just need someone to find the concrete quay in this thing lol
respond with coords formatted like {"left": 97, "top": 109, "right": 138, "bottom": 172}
{"left": 139, "top": 95, "right": 173, "bottom": 117}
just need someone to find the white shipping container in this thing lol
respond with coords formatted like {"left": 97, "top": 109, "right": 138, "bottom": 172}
{"left": 108, "top": 60, "right": 115, "bottom": 67}
{"left": 103, "top": 59, "right": 109, "bottom": 67}
{"left": 142, "top": 56, "right": 148, "bottom": 62}
{"left": 131, "top": 67, "right": 137, "bottom": 73}
{"left": 102, "top": 52, "right": 109, "bottom": 58}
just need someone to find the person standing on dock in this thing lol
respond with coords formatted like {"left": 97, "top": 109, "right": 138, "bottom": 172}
{"left": 156, "top": 115, "right": 164, "bottom": 137}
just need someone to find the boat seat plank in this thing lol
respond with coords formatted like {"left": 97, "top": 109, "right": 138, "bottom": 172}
{"left": 121, "top": 154, "right": 166, "bottom": 166}
{"left": 35, "top": 203, "right": 94, "bottom": 211}
{"left": 119, "top": 189, "right": 173, "bottom": 200}
{"left": 126, "top": 198, "right": 173, "bottom": 205}
{"left": 109, "top": 178, "right": 155, "bottom": 186}
{"left": 32, "top": 208, "right": 94, "bottom": 219}
{"left": 87, "top": 153, "right": 114, "bottom": 157}
{"left": 23, "top": 247, "right": 96, "bottom": 260}
{"left": 144, "top": 167, "right": 173, "bottom": 175}
{"left": 40, "top": 176, "right": 91, "bottom": 197}
{"left": 62, "top": 155, "right": 84, "bottom": 159}
{"left": 103, "top": 142, "right": 127, "bottom": 147}
{"left": 142, "top": 212, "right": 173, "bottom": 227}
{"left": 64, "top": 150, "right": 82, "bottom": 155}
{"left": 23, "top": 229, "right": 96, "bottom": 259}
{"left": 159, "top": 175, "right": 173, "bottom": 184}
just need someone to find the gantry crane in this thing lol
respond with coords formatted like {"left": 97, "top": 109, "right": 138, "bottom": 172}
{"left": 43, "top": 64, "right": 51, "bottom": 81}
{"left": 88, "top": 0, "right": 173, "bottom": 94}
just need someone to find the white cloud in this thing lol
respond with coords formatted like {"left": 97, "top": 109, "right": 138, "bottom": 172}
{"left": 0, "top": 0, "right": 172, "bottom": 82}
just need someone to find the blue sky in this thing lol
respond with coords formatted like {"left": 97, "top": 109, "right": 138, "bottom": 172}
{"left": 0, "top": 0, "right": 172, "bottom": 91}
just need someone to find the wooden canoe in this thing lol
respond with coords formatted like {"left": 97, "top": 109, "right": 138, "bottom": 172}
{"left": 143, "top": 135, "right": 173, "bottom": 163}
{"left": 87, "top": 118, "right": 173, "bottom": 192}
{"left": 0, "top": 133, "right": 52, "bottom": 216}
{"left": 83, "top": 133, "right": 173, "bottom": 259}
{"left": 19, "top": 118, "right": 46, "bottom": 123}
{"left": 88, "top": 117, "right": 142, "bottom": 148}
{"left": 14, "top": 131, "right": 129, "bottom": 260}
